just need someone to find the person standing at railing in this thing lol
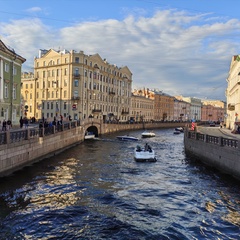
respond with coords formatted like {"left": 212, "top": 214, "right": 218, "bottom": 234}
{"left": 7, "top": 120, "right": 12, "bottom": 130}
{"left": 24, "top": 118, "right": 29, "bottom": 128}
{"left": 2, "top": 120, "right": 6, "bottom": 131}
{"left": 19, "top": 116, "right": 24, "bottom": 128}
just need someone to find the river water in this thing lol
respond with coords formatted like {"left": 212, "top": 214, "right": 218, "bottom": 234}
{"left": 0, "top": 128, "right": 239, "bottom": 239}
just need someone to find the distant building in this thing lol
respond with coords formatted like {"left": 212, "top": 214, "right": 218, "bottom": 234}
{"left": 201, "top": 99, "right": 225, "bottom": 123}
{"left": 132, "top": 88, "right": 174, "bottom": 121}
{"left": 0, "top": 40, "right": 26, "bottom": 124}
{"left": 226, "top": 55, "right": 240, "bottom": 130}
{"left": 131, "top": 90, "right": 154, "bottom": 122}
{"left": 175, "top": 96, "right": 202, "bottom": 121}
{"left": 21, "top": 72, "right": 35, "bottom": 119}
{"left": 31, "top": 49, "right": 132, "bottom": 122}
{"left": 173, "top": 98, "right": 190, "bottom": 122}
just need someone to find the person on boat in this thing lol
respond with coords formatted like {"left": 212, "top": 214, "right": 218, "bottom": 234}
{"left": 145, "top": 143, "right": 148, "bottom": 151}
{"left": 136, "top": 145, "right": 141, "bottom": 152}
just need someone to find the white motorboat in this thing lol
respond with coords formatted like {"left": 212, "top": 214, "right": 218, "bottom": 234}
{"left": 84, "top": 131, "right": 95, "bottom": 140}
{"left": 175, "top": 127, "right": 184, "bottom": 132}
{"left": 116, "top": 135, "right": 139, "bottom": 141}
{"left": 141, "top": 130, "right": 156, "bottom": 138}
{"left": 134, "top": 144, "right": 157, "bottom": 162}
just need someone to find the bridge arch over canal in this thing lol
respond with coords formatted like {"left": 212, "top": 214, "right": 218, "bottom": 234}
{"left": 82, "top": 119, "right": 102, "bottom": 137}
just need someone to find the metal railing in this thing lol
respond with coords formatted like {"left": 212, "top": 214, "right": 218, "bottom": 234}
{"left": 188, "top": 131, "right": 238, "bottom": 148}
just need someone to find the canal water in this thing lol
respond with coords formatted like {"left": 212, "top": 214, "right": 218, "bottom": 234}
{"left": 0, "top": 128, "right": 239, "bottom": 239}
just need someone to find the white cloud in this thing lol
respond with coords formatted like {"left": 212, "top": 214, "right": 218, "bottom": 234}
{"left": 1, "top": 9, "right": 238, "bottom": 100}
{"left": 26, "top": 7, "right": 42, "bottom": 13}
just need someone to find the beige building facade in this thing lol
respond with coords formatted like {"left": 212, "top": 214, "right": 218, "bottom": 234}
{"left": 173, "top": 98, "right": 191, "bottom": 122}
{"left": 226, "top": 55, "right": 240, "bottom": 130}
{"left": 29, "top": 49, "right": 132, "bottom": 122}
{"left": 131, "top": 91, "right": 154, "bottom": 122}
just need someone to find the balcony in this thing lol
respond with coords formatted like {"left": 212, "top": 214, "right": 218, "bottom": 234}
{"left": 72, "top": 96, "right": 80, "bottom": 100}
{"left": 121, "top": 111, "right": 129, "bottom": 115}
{"left": 92, "top": 109, "right": 102, "bottom": 113}
{"left": 73, "top": 73, "right": 80, "bottom": 78}
{"left": 109, "top": 91, "right": 115, "bottom": 95}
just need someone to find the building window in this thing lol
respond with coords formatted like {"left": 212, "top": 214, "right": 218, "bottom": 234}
{"left": 75, "top": 57, "right": 79, "bottom": 63}
{"left": 64, "top": 90, "right": 67, "bottom": 98}
{"left": 74, "top": 90, "right": 78, "bottom": 97}
{"left": 64, "top": 102, "right": 67, "bottom": 110}
{"left": 64, "top": 79, "right": 67, "bottom": 87}
{"left": 47, "top": 102, "right": 50, "bottom": 109}
{"left": 4, "top": 84, "right": 8, "bottom": 98}
{"left": 13, "top": 66, "right": 17, "bottom": 75}
{"left": 64, "top": 68, "right": 67, "bottom": 75}
{"left": 51, "top": 102, "right": 53, "bottom": 109}
{"left": 5, "top": 63, "right": 9, "bottom": 72}
{"left": 74, "top": 80, "right": 79, "bottom": 87}
{"left": 13, "top": 86, "right": 16, "bottom": 99}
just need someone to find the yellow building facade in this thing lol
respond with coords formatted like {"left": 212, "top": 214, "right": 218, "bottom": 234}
{"left": 28, "top": 49, "right": 132, "bottom": 122}
{"left": 131, "top": 91, "right": 154, "bottom": 122}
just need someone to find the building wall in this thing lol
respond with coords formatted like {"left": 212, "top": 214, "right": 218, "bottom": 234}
{"left": 33, "top": 49, "right": 132, "bottom": 123}
{"left": 226, "top": 55, "right": 240, "bottom": 130}
{"left": 0, "top": 40, "right": 26, "bottom": 125}
{"left": 131, "top": 94, "right": 154, "bottom": 122}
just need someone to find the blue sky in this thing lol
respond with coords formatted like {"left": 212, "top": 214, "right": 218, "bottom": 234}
{"left": 1, "top": 0, "right": 240, "bottom": 100}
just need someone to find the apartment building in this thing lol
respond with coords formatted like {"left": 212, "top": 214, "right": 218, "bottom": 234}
{"left": 21, "top": 72, "right": 36, "bottom": 120}
{"left": 0, "top": 40, "right": 26, "bottom": 125}
{"left": 173, "top": 98, "right": 191, "bottom": 121}
{"left": 153, "top": 91, "right": 175, "bottom": 121}
{"left": 32, "top": 49, "right": 132, "bottom": 122}
{"left": 226, "top": 55, "right": 240, "bottom": 130}
{"left": 201, "top": 100, "right": 225, "bottom": 123}
{"left": 176, "top": 96, "right": 202, "bottom": 121}
{"left": 131, "top": 90, "right": 154, "bottom": 122}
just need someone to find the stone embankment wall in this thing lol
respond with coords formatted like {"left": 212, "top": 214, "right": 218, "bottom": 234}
{"left": 0, "top": 124, "right": 85, "bottom": 177}
{"left": 0, "top": 120, "right": 185, "bottom": 177}
{"left": 184, "top": 128, "right": 240, "bottom": 181}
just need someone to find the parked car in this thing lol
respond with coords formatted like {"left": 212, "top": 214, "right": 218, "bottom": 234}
{"left": 209, "top": 121, "right": 216, "bottom": 127}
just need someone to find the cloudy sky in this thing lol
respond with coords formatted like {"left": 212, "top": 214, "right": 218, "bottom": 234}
{"left": 1, "top": 0, "right": 240, "bottom": 101}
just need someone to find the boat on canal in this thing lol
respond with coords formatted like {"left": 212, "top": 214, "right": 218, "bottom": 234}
{"left": 141, "top": 130, "right": 156, "bottom": 138}
{"left": 134, "top": 143, "right": 157, "bottom": 162}
{"left": 84, "top": 131, "right": 95, "bottom": 140}
{"left": 116, "top": 135, "right": 139, "bottom": 141}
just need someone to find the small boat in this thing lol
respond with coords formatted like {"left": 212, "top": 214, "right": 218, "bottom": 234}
{"left": 116, "top": 135, "right": 139, "bottom": 141}
{"left": 134, "top": 143, "right": 157, "bottom": 162}
{"left": 141, "top": 130, "right": 156, "bottom": 138}
{"left": 173, "top": 131, "right": 181, "bottom": 135}
{"left": 84, "top": 131, "right": 95, "bottom": 140}
{"left": 175, "top": 127, "right": 184, "bottom": 132}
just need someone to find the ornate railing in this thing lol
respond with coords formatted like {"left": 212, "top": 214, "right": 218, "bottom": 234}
{"left": 187, "top": 131, "right": 238, "bottom": 148}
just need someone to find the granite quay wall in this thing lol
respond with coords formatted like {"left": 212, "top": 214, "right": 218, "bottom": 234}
{"left": 184, "top": 127, "right": 240, "bottom": 181}
{"left": 0, "top": 119, "right": 185, "bottom": 177}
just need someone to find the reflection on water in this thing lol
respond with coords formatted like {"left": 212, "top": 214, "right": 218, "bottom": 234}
{"left": 0, "top": 128, "right": 239, "bottom": 239}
